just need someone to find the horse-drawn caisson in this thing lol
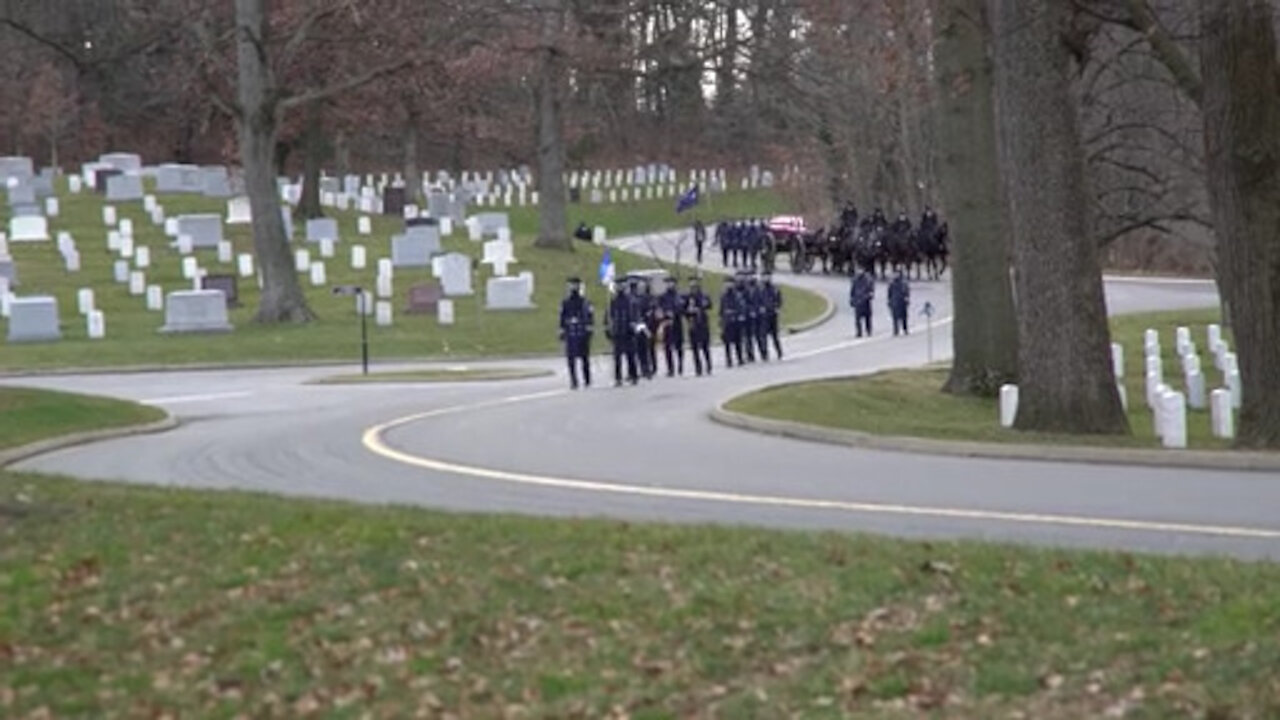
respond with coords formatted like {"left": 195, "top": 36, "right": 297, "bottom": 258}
{"left": 775, "top": 205, "right": 950, "bottom": 280}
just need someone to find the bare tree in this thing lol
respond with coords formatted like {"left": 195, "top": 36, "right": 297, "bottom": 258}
{"left": 1199, "top": 0, "right": 1280, "bottom": 449}
{"left": 534, "top": 0, "right": 572, "bottom": 250}
{"left": 991, "top": 0, "right": 1129, "bottom": 434}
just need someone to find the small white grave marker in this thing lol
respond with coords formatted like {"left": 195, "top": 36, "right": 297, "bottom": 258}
{"left": 319, "top": 238, "right": 335, "bottom": 259}
{"left": 177, "top": 234, "right": 194, "bottom": 255}
{"left": 1159, "top": 391, "right": 1187, "bottom": 449}
{"left": 182, "top": 256, "right": 198, "bottom": 280}
{"left": 378, "top": 258, "right": 393, "bottom": 280}
{"left": 44, "top": 196, "right": 59, "bottom": 217}
{"left": 376, "top": 273, "right": 392, "bottom": 299}
{"left": 87, "top": 310, "right": 106, "bottom": 340}
{"left": 64, "top": 251, "right": 80, "bottom": 272}
{"left": 129, "top": 271, "right": 146, "bottom": 296}
{"left": 294, "top": 249, "right": 310, "bottom": 272}
{"left": 1185, "top": 369, "right": 1206, "bottom": 410}
{"left": 375, "top": 300, "right": 392, "bottom": 327}
{"left": 135, "top": 246, "right": 151, "bottom": 269}
{"left": 309, "top": 261, "right": 327, "bottom": 286}
{"left": 1211, "top": 389, "right": 1235, "bottom": 439}
{"left": 237, "top": 253, "right": 254, "bottom": 278}
{"left": 999, "top": 384, "right": 1018, "bottom": 428}
{"left": 1110, "top": 342, "right": 1124, "bottom": 378}
{"left": 146, "top": 285, "right": 163, "bottom": 311}
{"left": 358, "top": 216, "right": 372, "bottom": 235}
{"left": 217, "top": 241, "right": 233, "bottom": 264}
{"left": 107, "top": 230, "right": 122, "bottom": 252}
{"left": 437, "top": 298, "right": 455, "bottom": 325}
{"left": 120, "top": 235, "right": 134, "bottom": 259}
{"left": 103, "top": 205, "right": 117, "bottom": 226}
{"left": 351, "top": 244, "right": 367, "bottom": 270}
{"left": 119, "top": 218, "right": 134, "bottom": 237}
{"left": 113, "top": 260, "right": 129, "bottom": 284}
{"left": 77, "top": 288, "right": 95, "bottom": 316}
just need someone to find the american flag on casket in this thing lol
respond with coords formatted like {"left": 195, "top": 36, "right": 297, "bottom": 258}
{"left": 766, "top": 215, "right": 807, "bottom": 235}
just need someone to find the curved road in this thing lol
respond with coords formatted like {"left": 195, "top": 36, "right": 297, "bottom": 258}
{"left": 9, "top": 230, "right": 1278, "bottom": 560}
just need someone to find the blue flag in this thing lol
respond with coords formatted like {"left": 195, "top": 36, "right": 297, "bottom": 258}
{"left": 598, "top": 248, "right": 615, "bottom": 286}
{"left": 676, "top": 184, "right": 700, "bottom": 214}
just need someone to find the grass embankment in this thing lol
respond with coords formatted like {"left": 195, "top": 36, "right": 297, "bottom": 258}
{"left": 728, "top": 308, "right": 1244, "bottom": 450}
{"left": 0, "top": 184, "right": 813, "bottom": 371}
{"left": 309, "top": 367, "right": 551, "bottom": 384}
{"left": 1, "top": 474, "right": 1278, "bottom": 717}
{"left": 0, "top": 386, "right": 165, "bottom": 451}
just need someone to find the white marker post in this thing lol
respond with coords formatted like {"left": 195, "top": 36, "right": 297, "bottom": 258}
{"left": 999, "top": 384, "right": 1019, "bottom": 428}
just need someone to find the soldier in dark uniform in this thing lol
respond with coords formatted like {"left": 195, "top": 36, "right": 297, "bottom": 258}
{"left": 630, "top": 276, "right": 656, "bottom": 380}
{"left": 719, "top": 274, "right": 744, "bottom": 368}
{"left": 745, "top": 220, "right": 760, "bottom": 270}
{"left": 716, "top": 222, "right": 730, "bottom": 267}
{"left": 693, "top": 220, "right": 706, "bottom": 265}
{"left": 851, "top": 269, "right": 875, "bottom": 337}
{"left": 684, "top": 276, "right": 713, "bottom": 376}
{"left": 740, "top": 272, "right": 758, "bottom": 363}
{"left": 759, "top": 272, "right": 783, "bottom": 360}
{"left": 559, "top": 277, "right": 594, "bottom": 389}
{"left": 657, "top": 276, "right": 686, "bottom": 376}
{"left": 891, "top": 211, "right": 912, "bottom": 238}
{"left": 889, "top": 271, "right": 911, "bottom": 336}
{"left": 606, "top": 279, "right": 639, "bottom": 386}
{"left": 871, "top": 207, "right": 888, "bottom": 230}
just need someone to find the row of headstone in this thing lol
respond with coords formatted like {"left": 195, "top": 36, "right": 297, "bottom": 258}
{"left": 1141, "top": 324, "right": 1239, "bottom": 443}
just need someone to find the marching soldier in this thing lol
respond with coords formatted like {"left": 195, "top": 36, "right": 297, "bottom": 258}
{"left": 693, "top": 220, "right": 706, "bottom": 265}
{"left": 716, "top": 222, "right": 730, "bottom": 267}
{"left": 635, "top": 277, "right": 658, "bottom": 379}
{"left": 719, "top": 274, "right": 745, "bottom": 367}
{"left": 559, "top": 277, "right": 594, "bottom": 389}
{"left": 740, "top": 272, "right": 757, "bottom": 363}
{"left": 684, "top": 276, "right": 713, "bottom": 376}
{"left": 889, "top": 270, "right": 911, "bottom": 336}
{"left": 606, "top": 277, "right": 640, "bottom": 386}
{"left": 658, "top": 276, "right": 686, "bottom": 376}
{"left": 759, "top": 272, "right": 783, "bottom": 360}
{"left": 851, "top": 268, "right": 875, "bottom": 337}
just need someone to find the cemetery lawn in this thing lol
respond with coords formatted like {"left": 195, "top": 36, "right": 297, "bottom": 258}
{"left": 0, "top": 186, "right": 819, "bottom": 372}
{"left": 2, "top": 473, "right": 1279, "bottom": 718}
{"left": 309, "top": 367, "right": 552, "bottom": 384}
{"left": 0, "top": 386, "right": 165, "bottom": 451}
{"left": 728, "top": 308, "right": 1245, "bottom": 451}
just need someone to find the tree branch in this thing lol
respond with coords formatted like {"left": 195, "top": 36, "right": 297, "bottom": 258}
{"left": 279, "top": 57, "right": 415, "bottom": 110}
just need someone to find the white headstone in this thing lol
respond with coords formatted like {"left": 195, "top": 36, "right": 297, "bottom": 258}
{"left": 129, "top": 271, "right": 146, "bottom": 296}
{"left": 294, "top": 248, "right": 311, "bottom": 272}
{"left": 1211, "top": 388, "right": 1235, "bottom": 439}
{"left": 1226, "top": 369, "right": 1242, "bottom": 409}
{"left": 1110, "top": 342, "right": 1124, "bottom": 378}
{"left": 144, "top": 194, "right": 157, "bottom": 212}
{"left": 6, "top": 296, "right": 60, "bottom": 342}
{"left": 103, "top": 205, "right": 117, "bottom": 226}
{"left": 305, "top": 217, "right": 339, "bottom": 243}
{"left": 1152, "top": 383, "right": 1171, "bottom": 438}
{"left": 309, "top": 261, "right": 327, "bottom": 286}
{"left": 1175, "top": 326, "right": 1191, "bottom": 355}
{"left": 1185, "top": 369, "right": 1206, "bottom": 410}
{"left": 182, "top": 256, "right": 198, "bottom": 280}
{"left": 160, "top": 290, "right": 233, "bottom": 333}
{"left": 87, "top": 310, "right": 106, "bottom": 340}
{"left": 237, "top": 253, "right": 254, "bottom": 278}
{"left": 319, "top": 238, "right": 335, "bottom": 259}
{"left": 63, "top": 251, "right": 80, "bottom": 272}
{"left": 375, "top": 300, "right": 392, "bottom": 327}
{"left": 438, "top": 253, "right": 473, "bottom": 296}
{"left": 113, "top": 260, "right": 130, "bottom": 284}
{"left": 119, "top": 218, "right": 134, "bottom": 238}
{"left": 120, "top": 235, "right": 134, "bottom": 259}
{"left": 437, "top": 298, "right": 455, "bottom": 325}
{"left": 146, "top": 285, "right": 163, "bottom": 311}
{"left": 999, "top": 384, "right": 1018, "bottom": 428}
{"left": 376, "top": 272, "right": 393, "bottom": 299}
{"left": 1143, "top": 328, "right": 1158, "bottom": 350}
{"left": 1159, "top": 391, "right": 1186, "bottom": 449}
{"left": 77, "top": 288, "right": 95, "bottom": 315}
{"left": 358, "top": 216, "right": 372, "bottom": 235}
{"left": 1145, "top": 356, "right": 1162, "bottom": 381}
{"left": 175, "top": 214, "right": 223, "bottom": 248}
{"left": 107, "top": 230, "right": 122, "bottom": 252}
{"left": 177, "top": 234, "right": 194, "bottom": 255}
{"left": 593, "top": 226, "right": 607, "bottom": 244}
{"left": 68, "top": 175, "right": 82, "bottom": 193}
{"left": 135, "top": 245, "right": 151, "bottom": 269}
{"left": 351, "top": 244, "right": 367, "bottom": 270}
{"left": 44, "top": 196, "right": 59, "bottom": 217}
{"left": 1207, "top": 324, "right": 1222, "bottom": 350}
{"left": 378, "top": 258, "right": 393, "bottom": 280}
{"left": 9, "top": 216, "right": 49, "bottom": 242}
{"left": 226, "top": 196, "right": 252, "bottom": 224}
{"left": 484, "top": 275, "right": 534, "bottom": 310}
{"left": 440, "top": 216, "right": 453, "bottom": 237}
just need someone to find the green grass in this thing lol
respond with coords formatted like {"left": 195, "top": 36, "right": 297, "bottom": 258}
{"left": 309, "top": 367, "right": 551, "bottom": 384}
{"left": 0, "top": 386, "right": 165, "bottom": 451}
{"left": 1, "top": 474, "right": 1278, "bottom": 717}
{"left": 728, "top": 308, "right": 1248, "bottom": 450}
{"left": 0, "top": 183, "right": 817, "bottom": 371}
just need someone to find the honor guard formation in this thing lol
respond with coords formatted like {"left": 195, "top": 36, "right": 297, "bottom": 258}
{"left": 558, "top": 269, "right": 784, "bottom": 389}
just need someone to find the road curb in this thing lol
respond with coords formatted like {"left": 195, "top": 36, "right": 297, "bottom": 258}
{"left": 0, "top": 415, "right": 180, "bottom": 469}
{"left": 708, "top": 387, "right": 1280, "bottom": 474}
{"left": 786, "top": 293, "right": 836, "bottom": 335}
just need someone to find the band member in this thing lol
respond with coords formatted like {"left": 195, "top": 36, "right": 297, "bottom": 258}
{"left": 685, "top": 276, "right": 713, "bottom": 376}
{"left": 657, "top": 276, "right": 686, "bottom": 376}
{"left": 559, "top": 277, "right": 594, "bottom": 389}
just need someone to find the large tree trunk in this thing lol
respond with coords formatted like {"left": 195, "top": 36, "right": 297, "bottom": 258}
{"left": 1200, "top": 0, "right": 1280, "bottom": 449}
{"left": 404, "top": 99, "right": 422, "bottom": 204}
{"left": 235, "top": 0, "right": 315, "bottom": 324}
{"left": 295, "top": 100, "right": 325, "bottom": 221}
{"left": 533, "top": 0, "right": 571, "bottom": 251}
{"left": 991, "top": 0, "right": 1128, "bottom": 434}
{"left": 934, "top": 0, "right": 1019, "bottom": 396}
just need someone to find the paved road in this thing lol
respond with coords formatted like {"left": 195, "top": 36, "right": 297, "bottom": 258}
{"left": 10, "top": 230, "right": 1277, "bottom": 560}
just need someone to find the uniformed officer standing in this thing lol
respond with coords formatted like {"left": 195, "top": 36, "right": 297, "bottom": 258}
{"left": 888, "top": 271, "right": 911, "bottom": 336}
{"left": 716, "top": 222, "right": 730, "bottom": 267}
{"left": 719, "top": 275, "right": 744, "bottom": 367}
{"left": 559, "top": 277, "right": 594, "bottom": 389}
{"left": 634, "top": 277, "right": 658, "bottom": 379}
{"left": 851, "top": 269, "right": 875, "bottom": 337}
{"left": 693, "top": 220, "right": 706, "bottom": 265}
{"left": 684, "top": 276, "right": 713, "bottom": 376}
{"left": 759, "top": 272, "right": 783, "bottom": 360}
{"left": 606, "top": 279, "right": 640, "bottom": 386}
{"left": 657, "top": 276, "right": 686, "bottom": 376}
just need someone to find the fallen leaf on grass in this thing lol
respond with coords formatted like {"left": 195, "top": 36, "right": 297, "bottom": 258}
{"left": 1039, "top": 673, "right": 1064, "bottom": 690}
